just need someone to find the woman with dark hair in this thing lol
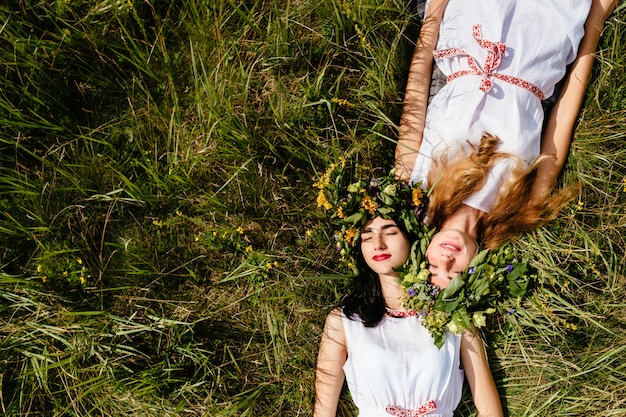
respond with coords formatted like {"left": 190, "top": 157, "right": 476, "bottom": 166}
{"left": 395, "top": 0, "right": 617, "bottom": 284}
{"left": 340, "top": 211, "right": 417, "bottom": 327}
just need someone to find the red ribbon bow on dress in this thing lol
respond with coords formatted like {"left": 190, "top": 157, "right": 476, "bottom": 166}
{"left": 385, "top": 401, "right": 437, "bottom": 417}
{"left": 433, "top": 24, "right": 545, "bottom": 100}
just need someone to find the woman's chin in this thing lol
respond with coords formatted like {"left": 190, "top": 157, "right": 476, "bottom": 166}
{"left": 430, "top": 276, "right": 451, "bottom": 289}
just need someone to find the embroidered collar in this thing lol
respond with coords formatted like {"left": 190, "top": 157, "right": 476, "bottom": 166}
{"left": 385, "top": 307, "right": 418, "bottom": 318}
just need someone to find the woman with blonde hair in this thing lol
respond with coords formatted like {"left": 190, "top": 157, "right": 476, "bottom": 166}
{"left": 395, "top": 0, "right": 617, "bottom": 287}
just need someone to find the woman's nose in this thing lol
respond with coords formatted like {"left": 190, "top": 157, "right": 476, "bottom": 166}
{"left": 373, "top": 235, "right": 386, "bottom": 250}
{"left": 439, "top": 253, "right": 455, "bottom": 267}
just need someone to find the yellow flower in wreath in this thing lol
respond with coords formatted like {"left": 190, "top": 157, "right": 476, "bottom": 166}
{"left": 361, "top": 195, "right": 378, "bottom": 215}
{"left": 412, "top": 188, "right": 423, "bottom": 206}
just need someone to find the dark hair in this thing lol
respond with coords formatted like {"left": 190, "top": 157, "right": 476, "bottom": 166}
{"left": 342, "top": 218, "right": 415, "bottom": 326}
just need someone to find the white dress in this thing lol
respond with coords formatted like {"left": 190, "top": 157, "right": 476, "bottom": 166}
{"left": 342, "top": 313, "right": 464, "bottom": 417}
{"left": 409, "top": 0, "right": 592, "bottom": 212}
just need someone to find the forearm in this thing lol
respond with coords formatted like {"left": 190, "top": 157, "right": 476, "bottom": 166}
{"left": 395, "top": 0, "right": 448, "bottom": 182}
{"left": 313, "top": 310, "right": 347, "bottom": 417}
{"left": 472, "top": 369, "right": 503, "bottom": 417}
{"left": 313, "top": 372, "right": 344, "bottom": 417}
{"left": 532, "top": 0, "right": 617, "bottom": 198}
{"left": 461, "top": 330, "right": 504, "bottom": 417}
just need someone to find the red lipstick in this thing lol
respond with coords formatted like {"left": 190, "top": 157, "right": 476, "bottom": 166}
{"left": 373, "top": 254, "right": 391, "bottom": 261}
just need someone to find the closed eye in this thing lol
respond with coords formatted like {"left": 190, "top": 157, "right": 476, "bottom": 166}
{"left": 429, "top": 265, "right": 456, "bottom": 280}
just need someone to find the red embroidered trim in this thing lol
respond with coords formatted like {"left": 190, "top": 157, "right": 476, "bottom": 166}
{"left": 385, "top": 401, "right": 437, "bottom": 417}
{"left": 385, "top": 308, "right": 418, "bottom": 318}
{"left": 433, "top": 24, "right": 545, "bottom": 100}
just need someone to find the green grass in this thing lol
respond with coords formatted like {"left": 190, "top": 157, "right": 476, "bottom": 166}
{"left": 1, "top": 1, "right": 625, "bottom": 416}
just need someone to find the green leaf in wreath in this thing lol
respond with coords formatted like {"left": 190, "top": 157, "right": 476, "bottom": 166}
{"left": 377, "top": 206, "right": 394, "bottom": 216}
{"left": 433, "top": 333, "right": 445, "bottom": 349}
{"left": 468, "top": 249, "right": 490, "bottom": 268}
{"left": 508, "top": 275, "right": 529, "bottom": 297}
{"left": 440, "top": 275, "right": 465, "bottom": 298}
{"left": 342, "top": 211, "right": 364, "bottom": 225}
{"left": 435, "top": 290, "right": 464, "bottom": 313}
{"left": 452, "top": 308, "right": 472, "bottom": 332}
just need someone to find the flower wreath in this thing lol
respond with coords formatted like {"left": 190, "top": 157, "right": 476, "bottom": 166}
{"left": 397, "top": 229, "right": 535, "bottom": 348}
{"left": 315, "top": 161, "right": 535, "bottom": 348}
{"left": 314, "top": 161, "right": 428, "bottom": 272}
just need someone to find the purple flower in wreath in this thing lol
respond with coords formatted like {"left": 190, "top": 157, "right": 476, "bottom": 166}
{"left": 368, "top": 178, "right": 381, "bottom": 195}
{"left": 407, "top": 287, "right": 416, "bottom": 297}
{"left": 412, "top": 204, "right": 426, "bottom": 222}
{"left": 506, "top": 264, "right": 514, "bottom": 273}
{"left": 468, "top": 267, "right": 476, "bottom": 274}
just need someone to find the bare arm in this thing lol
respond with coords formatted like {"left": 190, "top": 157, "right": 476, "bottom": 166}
{"left": 461, "top": 330, "right": 503, "bottom": 417}
{"left": 313, "top": 308, "right": 347, "bottom": 417}
{"left": 395, "top": 0, "right": 449, "bottom": 182}
{"left": 531, "top": 0, "right": 618, "bottom": 200}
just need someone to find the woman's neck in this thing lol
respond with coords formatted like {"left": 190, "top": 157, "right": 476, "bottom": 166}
{"left": 379, "top": 273, "right": 405, "bottom": 310}
{"left": 440, "top": 204, "right": 483, "bottom": 240}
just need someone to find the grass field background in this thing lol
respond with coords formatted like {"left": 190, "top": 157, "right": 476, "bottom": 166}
{"left": 1, "top": 1, "right": 625, "bottom": 416}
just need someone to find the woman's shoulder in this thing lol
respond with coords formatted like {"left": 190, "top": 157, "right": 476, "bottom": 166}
{"left": 322, "top": 307, "right": 347, "bottom": 347}
{"left": 325, "top": 307, "right": 343, "bottom": 323}
{"left": 323, "top": 308, "right": 346, "bottom": 332}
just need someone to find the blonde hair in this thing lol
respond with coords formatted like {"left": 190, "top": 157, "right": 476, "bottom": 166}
{"left": 426, "top": 134, "right": 577, "bottom": 249}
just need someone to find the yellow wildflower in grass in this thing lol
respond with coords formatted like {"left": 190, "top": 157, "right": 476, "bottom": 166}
{"left": 245, "top": 245, "right": 253, "bottom": 253}
{"left": 412, "top": 188, "right": 423, "bottom": 206}
{"left": 317, "top": 189, "right": 332, "bottom": 210}
{"left": 576, "top": 200, "right": 584, "bottom": 211}
{"left": 266, "top": 262, "right": 273, "bottom": 270}
{"left": 273, "top": 261, "right": 279, "bottom": 268}
{"left": 305, "top": 229, "right": 313, "bottom": 237}
{"left": 153, "top": 219, "right": 164, "bottom": 227}
{"left": 353, "top": 24, "right": 373, "bottom": 51}
{"left": 62, "top": 271, "right": 68, "bottom": 277}
{"left": 36, "top": 264, "right": 42, "bottom": 273}
{"left": 77, "top": 258, "right": 83, "bottom": 265}
{"left": 313, "top": 163, "right": 337, "bottom": 190}
{"left": 337, "top": 206, "right": 344, "bottom": 219}
{"left": 42, "top": 276, "right": 47, "bottom": 283}
{"left": 80, "top": 276, "right": 86, "bottom": 285}
{"left": 175, "top": 210, "right": 183, "bottom": 216}
{"left": 194, "top": 235, "right": 200, "bottom": 242}
{"left": 361, "top": 195, "right": 378, "bottom": 215}
{"left": 623, "top": 178, "right": 626, "bottom": 192}
{"left": 331, "top": 97, "right": 355, "bottom": 108}
{"left": 344, "top": 227, "right": 358, "bottom": 246}
{"left": 236, "top": 226, "right": 244, "bottom": 234}
{"left": 342, "top": 1, "right": 356, "bottom": 20}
